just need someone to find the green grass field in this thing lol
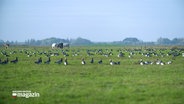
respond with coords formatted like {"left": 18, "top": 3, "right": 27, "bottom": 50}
{"left": 0, "top": 46, "right": 184, "bottom": 104}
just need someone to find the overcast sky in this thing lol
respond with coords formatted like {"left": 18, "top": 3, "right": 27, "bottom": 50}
{"left": 0, "top": 0, "right": 183, "bottom": 42}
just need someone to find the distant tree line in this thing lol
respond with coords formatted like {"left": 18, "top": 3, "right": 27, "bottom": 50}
{"left": 24, "top": 37, "right": 70, "bottom": 46}
{"left": 112, "top": 37, "right": 143, "bottom": 45}
{"left": 156, "top": 37, "right": 184, "bottom": 45}
{"left": 112, "top": 37, "right": 184, "bottom": 46}
{"left": 0, "top": 37, "right": 184, "bottom": 46}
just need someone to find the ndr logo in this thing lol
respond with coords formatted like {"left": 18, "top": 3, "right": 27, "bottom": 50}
{"left": 12, "top": 90, "right": 40, "bottom": 98}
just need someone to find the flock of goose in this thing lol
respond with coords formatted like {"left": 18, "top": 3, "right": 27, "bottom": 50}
{"left": 0, "top": 47, "right": 184, "bottom": 66}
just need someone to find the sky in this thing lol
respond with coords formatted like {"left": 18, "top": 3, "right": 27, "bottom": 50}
{"left": 0, "top": 0, "right": 184, "bottom": 42}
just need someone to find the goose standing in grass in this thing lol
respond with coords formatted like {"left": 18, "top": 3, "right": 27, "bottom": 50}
{"left": 167, "top": 61, "right": 172, "bottom": 64}
{"left": 81, "top": 58, "right": 86, "bottom": 65}
{"left": 35, "top": 57, "right": 42, "bottom": 64}
{"left": 117, "top": 52, "right": 124, "bottom": 57}
{"left": 90, "top": 58, "right": 94, "bottom": 64}
{"left": 1, "top": 58, "right": 8, "bottom": 64}
{"left": 155, "top": 59, "right": 165, "bottom": 65}
{"left": 44, "top": 57, "right": 51, "bottom": 64}
{"left": 109, "top": 59, "right": 120, "bottom": 65}
{"left": 140, "top": 61, "right": 144, "bottom": 65}
{"left": 160, "top": 61, "right": 165, "bottom": 65}
{"left": 155, "top": 59, "right": 161, "bottom": 65}
{"left": 10, "top": 57, "right": 18, "bottom": 63}
{"left": 98, "top": 59, "right": 102, "bottom": 64}
{"left": 64, "top": 58, "right": 68, "bottom": 65}
{"left": 109, "top": 59, "right": 114, "bottom": 65}
{"left": 139, "top": 58, "right": 144, "bottom": 65}
{"left": 55, "top": 58, "right": 63, "bottom": 64}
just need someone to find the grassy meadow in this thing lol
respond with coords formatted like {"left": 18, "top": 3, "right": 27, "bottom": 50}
{"left": 0, "top": 46, "right": 184, "bottom": 104}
